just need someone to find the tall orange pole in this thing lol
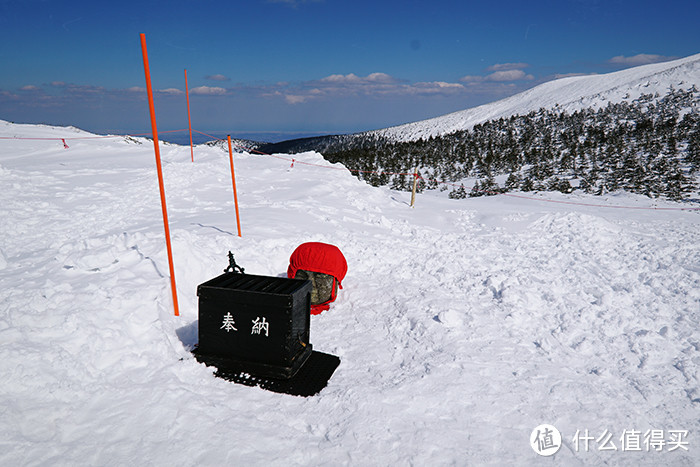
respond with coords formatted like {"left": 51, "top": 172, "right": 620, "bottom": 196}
{"left": 140, "top": 33, "right": 180, "bottom": 317}
{"left": 227, "top": 135, "right": 242, "bottom": 237}
{"left": 184, "top": 69, "right": 194, "bottom": 162}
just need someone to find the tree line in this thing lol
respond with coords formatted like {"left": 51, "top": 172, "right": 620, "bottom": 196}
{"left": 323, "top": 87, "right": 700, "bottom": 201}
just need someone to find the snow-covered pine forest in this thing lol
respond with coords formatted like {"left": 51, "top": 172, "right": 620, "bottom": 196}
{"left": 326, "top": 87, "right": 700, "bottom": 200}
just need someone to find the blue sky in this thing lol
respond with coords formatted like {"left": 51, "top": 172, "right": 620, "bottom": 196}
{"left": 1, "top": 0, "right": 699, "bottom": 141}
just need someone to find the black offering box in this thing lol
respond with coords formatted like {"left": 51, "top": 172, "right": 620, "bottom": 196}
{"left": 193, "top": 270, "right": 340, "bottom": 396}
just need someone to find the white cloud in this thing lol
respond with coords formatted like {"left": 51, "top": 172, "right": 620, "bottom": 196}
{"left": 159, "top": 88, "right": 184, "bottom": 95}
{"left": 190, "top": 86, "right": 227, "bottom": 95}
{"left": 412, "top": 81, "right": 465, "bottom": 95}
{"left": 487, "top": 62, "right": 529, "bottom": 72}
{"left": 320, "top": 73, "right": 361, "bottom": 84}
{"left": 319, "top": 72, "right": 398, "bottom": 85}
{"left": 284, "top": 94, "right": 310, "bottom": 104}
{"left": 485, "top": 69, "right": 534, "bottom": 82}
{"left": 206, "top": 74, "right": 230, "bottom": 81}
{"left": 64, "top": 84, "right": 105, "bottom": 94}
{"left": 0, "top": 90, "right": 19, "bottom": 100}
{"left": 459, "top": 75, "right": 484, "bottom": 83}
{"left": 365, "top": 72, "right": 398, "bottom": 83}
{"left": 126, "top": 86, "right": 183, "bottom": 96}
{"left": 309, "top": 72, "right": 407, "bottom": 98}
{"left": 460, "top": 69, "right": 534, "bottom": 83}
{"left": 20, "top": 85, "right": 40, "bottom": 91}
{"left": 608, "top": 54, "right": 676, "bottom": 66}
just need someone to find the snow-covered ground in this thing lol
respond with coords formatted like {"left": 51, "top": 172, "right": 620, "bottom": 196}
{"left": 1, "top": 120, "right": 699, "bottom": 465}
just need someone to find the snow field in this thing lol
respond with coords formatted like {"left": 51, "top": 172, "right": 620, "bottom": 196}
{"left": 1, "top": 122, "right": 699, "bottom": 465}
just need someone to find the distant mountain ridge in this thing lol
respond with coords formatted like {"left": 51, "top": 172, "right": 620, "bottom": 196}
{"left": 259, "top": 53, "right": 700, "bottom": 154}
{"left": 369, "top": 53, "right": 700, "bottom": 142}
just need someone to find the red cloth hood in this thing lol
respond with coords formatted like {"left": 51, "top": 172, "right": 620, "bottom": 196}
{"left": 287, "top": 242, "right": 347, "bottom": 288}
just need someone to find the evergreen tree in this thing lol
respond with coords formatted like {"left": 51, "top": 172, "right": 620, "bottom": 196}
{"left": 505, "top": 172, "right": 521, "bottom": 190}
{"left": 469, "top": 180, "right": 483, "bottom": 197}
{"left": 448, "top": 184, "right": 468, "bottom": 199}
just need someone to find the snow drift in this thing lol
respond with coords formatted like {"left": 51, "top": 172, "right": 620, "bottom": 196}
{"left": 1, "top": 119, "right": 699, "bottom": 465}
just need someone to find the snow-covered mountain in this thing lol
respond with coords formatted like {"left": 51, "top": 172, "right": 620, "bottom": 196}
{"left": 368, "top": 53, "right": 700, "bottom": 142}
{"left": 258, "top": 53, "right": 700, "bottom": 155}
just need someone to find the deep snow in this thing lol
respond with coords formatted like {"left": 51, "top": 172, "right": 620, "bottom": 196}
{"left": 1, "top": 120, "right": 699, "bottom": 465}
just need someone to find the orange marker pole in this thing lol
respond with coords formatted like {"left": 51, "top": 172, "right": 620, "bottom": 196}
{"left": 184, "top": 69, "right": 194, "bottom": 162}
{"left": 227, "top": 135, "right": 242, "bottom": 237}
{"left": 140, "top": 33, "right": 180, "bottom": 317}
